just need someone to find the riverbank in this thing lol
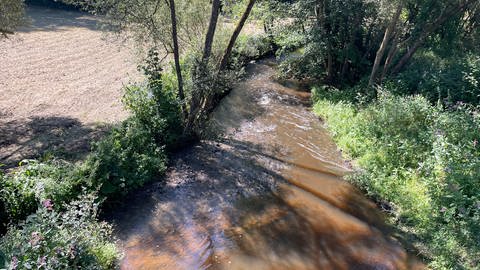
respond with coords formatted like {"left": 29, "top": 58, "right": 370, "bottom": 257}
{"left": 313, "top": 89, "right": 480, "bottom": 269}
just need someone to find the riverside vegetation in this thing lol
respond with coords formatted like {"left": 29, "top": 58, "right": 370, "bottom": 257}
{"left": 273, "top": 0, "right": 479, "bottom": 269}
{"left": 1, "top": 0, "right": 271, "bottom": 268}
{"left": 1, "top": 0, "right": 480, "bottom": 269}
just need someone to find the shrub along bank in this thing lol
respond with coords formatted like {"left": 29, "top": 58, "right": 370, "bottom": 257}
{"left": 313, "top": 90, "right": 480, "bottom": 269}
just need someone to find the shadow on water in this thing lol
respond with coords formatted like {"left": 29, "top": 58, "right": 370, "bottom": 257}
{"left": 109, "top": 59, "right": 426, "bottom": 269}
{"left": 110, "top": 139, "right": 423, "bottom": 270}
{"left": 0, "top": 116, "right": 109, "bottom": 168}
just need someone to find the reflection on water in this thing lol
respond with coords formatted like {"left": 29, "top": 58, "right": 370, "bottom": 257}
{"left": 114, "top": 59, "right": 425, "bottom": 270}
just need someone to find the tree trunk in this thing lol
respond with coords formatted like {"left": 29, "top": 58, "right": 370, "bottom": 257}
{"left": 326, "top": 46, "right": 333, "bottom": 82}
{"left": 202, "top": 0, "right": 221, "bottom": 62}
{"left": 380, "top": 31, "right": 400, "bottom": 82}
{"left": 368, "top": 2, "right": 402, "bottom": 87}
{"left": 184, "top": 0, "right": 221, "bottom": 135}
{"left": 391, "top": 0, "right": 475, "bottom": 75}
{"left": 167, "top": 0, "right": 187, "bottom": 119}
{"left": 219, "top": 0, "right": 256, "bottom": 70}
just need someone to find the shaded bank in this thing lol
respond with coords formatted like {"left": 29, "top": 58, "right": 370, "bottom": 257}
{"left": 26, "top": 0, "right": 79, "bottom": 10}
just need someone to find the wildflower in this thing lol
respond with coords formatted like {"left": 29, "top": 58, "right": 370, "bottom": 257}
{"left": 68, "top": 244, "right": 77, "bottom": 259}
{"left": 11, "top": 256, "right": 18, "bottom": 269}
{"left": 440, "top": 206, "right": 447, "bottom": 213}
{"left": 474, "top": 139, "right": 478, "bottom": 147}
{"left": 42, "top": 199, "right": 53, "bottom": 210}
{"left": 29, "top": 231, "right": 42, "bottom": 247}
{"left": 37, "top": 256, "right": 47, "bottom": 268}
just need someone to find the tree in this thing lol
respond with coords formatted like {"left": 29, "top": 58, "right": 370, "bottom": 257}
{"left": 185, "top": 0, "right": 222, "bottom": 134}
{"left": 0, "top": 0, "right": 25, "bottom": 37}
{"left": 65, "top": 0, "right": 212, "bottom": 121}
{"left": 368, "top": 1, "right": 403, "bottom": 87}
{"left": 389, "top": 0, "right": 478, "bottom": 75}
{"left": 219, "top": 0, "right": 256, "bottom": 70}
{"left": 66, "top": 0, "right": 258, "bottom": 135}
{"left": 202, "top": 0, "right": 221, "bottom": 62}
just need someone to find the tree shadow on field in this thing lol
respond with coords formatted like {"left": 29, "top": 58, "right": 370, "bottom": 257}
{"left": 18, "top": 5, "right": 101, "bottom": 33}
{"left": 0, "top": 116, "right": 110, "bottom": 169}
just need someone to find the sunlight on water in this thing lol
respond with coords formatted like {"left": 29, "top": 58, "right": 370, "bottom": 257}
{"left": 116, "top": 59, "right": 425, "bottom": 270}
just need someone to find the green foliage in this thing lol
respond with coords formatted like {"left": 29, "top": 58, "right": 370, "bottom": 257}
{"left": 314, "top": 92, "right": 480, "bottom": 269}
{"left": 272, "top": 0, "right": 380, "bottom": 83}
{"left": 85, "top": 118, "right": 166, "bottom": 199}
{"left": 0, "top": 0, "right": 25, "bottom": 37}
{"left": 230, "top": 33, "right": 273, "bottom": 67}
{"left": 138, "top": 55, "right": 184, "bottom": 148}
{"left": 386, "top": 52, "right": 480, "bottom": 105}
{"left": 0, "top": 160, "right": 86, "bottom": 226}
{"left": 0, "top": 193, "right": 119, "bottom": 269}
{"left": 64, "top": 0, "right": 210, "bottom": 52}
{"left": 85, "top": 53, "right": 187, "bottom": 199}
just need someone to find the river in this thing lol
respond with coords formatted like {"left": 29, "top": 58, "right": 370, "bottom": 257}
{"left": 111, "top": 59, "right": 424, "bottom": 270}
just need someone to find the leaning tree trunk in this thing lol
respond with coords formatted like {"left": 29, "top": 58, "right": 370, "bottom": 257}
{"left": 380, "top": 30, "right": 400, "bottom": 82}
{"left": 167, "top": 0, "right": 187, "bottom": 119}
{"left": 390, "top": 0, "right": 475, "bottom": 75}
{"left": 368, "top": 2, "right": 402, "bottom": 87}
{"left": 219, "top": 0, "right": 256, "bottom": 70}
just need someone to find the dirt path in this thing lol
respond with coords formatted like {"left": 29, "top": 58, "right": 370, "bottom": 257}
{"left": 0, "top": 6, "right": 140, "bottom": 166}
{"left": 111, "top": 60, "right": 425, "bottom": 270}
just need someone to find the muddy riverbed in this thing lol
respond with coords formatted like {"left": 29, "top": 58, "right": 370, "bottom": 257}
{"left": 111, "top": 59, "right": 424, "bottom": 270}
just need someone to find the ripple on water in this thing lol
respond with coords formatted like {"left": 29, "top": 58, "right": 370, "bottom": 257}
{"left": 115, "top": 59, "right": 425, "bottom": 270}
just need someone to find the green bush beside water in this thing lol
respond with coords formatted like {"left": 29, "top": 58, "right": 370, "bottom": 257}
{"left": 0, "top": 65, "right": 176, "bottom": 270}
{"left": 313, "top": 90, "right": 480, "bottom": 269}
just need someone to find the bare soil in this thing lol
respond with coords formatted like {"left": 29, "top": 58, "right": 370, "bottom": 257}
{"left": 0, "top": 6, "right": 141, "bottom": 166}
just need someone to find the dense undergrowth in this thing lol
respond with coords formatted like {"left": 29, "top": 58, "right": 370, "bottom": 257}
{"left": 0, "top": 32, "right": 272, "bottom": 269}
{"left": 312, "top": 63, "right": 480, "bottom": 268}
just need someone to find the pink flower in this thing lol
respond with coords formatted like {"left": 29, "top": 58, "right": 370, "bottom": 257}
{"left": 11, "top": 256, "right": 18, "bottom": 269}
{"left": 440, "top": 206, "right": 447, "bottom": 213}
{"left": 42, "top": 199, "right": 53, "bottom": 210}
{"left": 29, "top": 232, "right": 42, "bottom": 246}
{"left": 474, "top": 139, "right": 478, "bottom": 147}
{"left": 37, "top": 256, "right": 47, "bottom": 268}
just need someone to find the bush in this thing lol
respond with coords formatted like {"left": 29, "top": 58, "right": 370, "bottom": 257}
{"left": 230, "top": 34, "right": 274, "bottom": 67}
{"left": 85, "top": 118, "right": 166, "bottom": 199}
{"left": 0, "top": 193, "right": 119, "bottom": 269}
{"left": 0, "top": 160, "right": 87, "bottom": 227}
{"left": 85, "top": 60, "right": 186, "bottom": 199}
{"left": 314, "top": 93, "right": 480, "bottom": 269}
{"left": 134, "top": 49, "right": 185, "bottom": 148}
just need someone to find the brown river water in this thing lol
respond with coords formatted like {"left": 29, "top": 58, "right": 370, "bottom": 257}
{"left": 111, "top": 59, "right": 425, "bottom": 270}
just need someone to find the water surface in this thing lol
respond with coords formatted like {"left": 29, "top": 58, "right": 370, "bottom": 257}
{"left": 112, "top": 59, "right": 424, "bottom": 270}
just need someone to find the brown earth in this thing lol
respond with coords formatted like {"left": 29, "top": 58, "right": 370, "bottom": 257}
{"left": 0, "top": 6, "right": 141, "bottom": 166}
